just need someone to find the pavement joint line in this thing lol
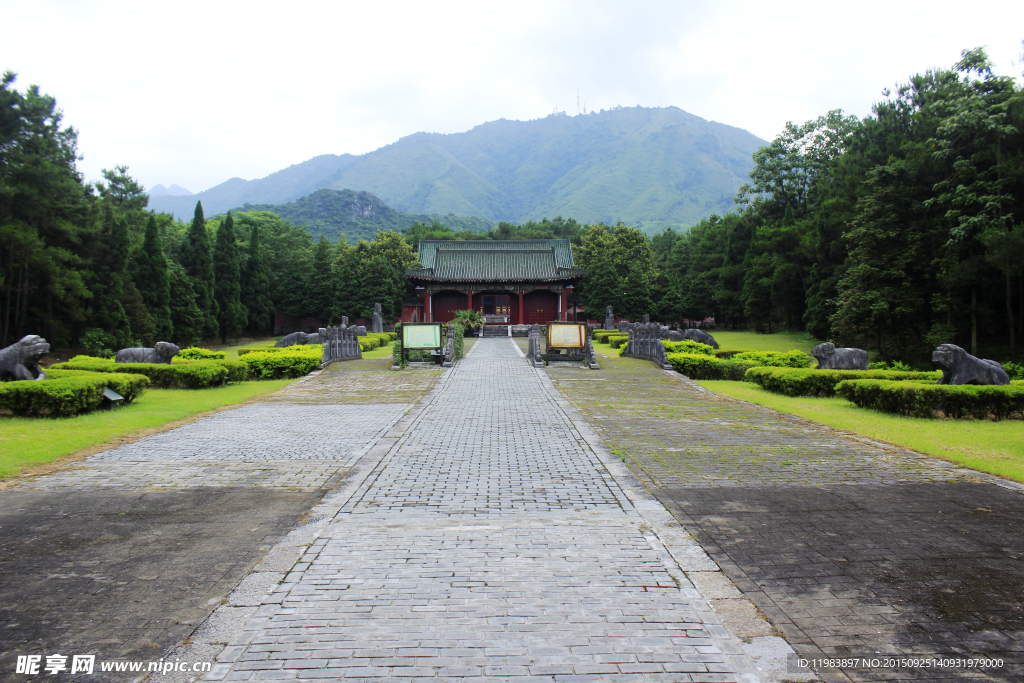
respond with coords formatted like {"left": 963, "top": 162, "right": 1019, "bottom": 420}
{"left": 531, "top": 341, "right": 779, "bottom": 682}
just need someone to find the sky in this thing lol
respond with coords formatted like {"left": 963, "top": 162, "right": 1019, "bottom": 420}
{"left": 3, "top": 1, "right": 1023, "bottom": 194}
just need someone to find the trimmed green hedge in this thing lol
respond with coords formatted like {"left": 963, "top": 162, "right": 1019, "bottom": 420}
{"left": 237, "top": 344, "right": 320, "bottom": 356}
{"left": 0, "top": 370, "right": 149, "bottom": 416}
{"left": 666, "top": 352, "right": 758, "bottom": 380}
{"left": 177, "top": 347, "right": 226, "bottom": 360}
{"left": 593, "top": 330, "right": 618, "bottom": 342}
{"left": 663, "top": 340, "right": 715, "bottom": 356}
{"left": 731, "top": 350, "right": 813, "bottom": 368}
{"left": 747, "top": 367, "right": 942, "bottom": 397}
{"left": 608, "top": 335, "right": 629, "bottom": 348}
{"left": 52, "top": 358, "right": 229, "bottom": 389}
{"left": 713, "top": 348, "right": 757, "bottom": 359}
{"left": 238, "top": 347, "right": 322, "bottom": 379}
{"left": 836, "top": 379, "right": 1024, "bottom": 420}
{"left": 358, "top": 337, "right": 382, "bottom": 351}
{"left": 367, "top": 331, "right": 397, "bottom": 342}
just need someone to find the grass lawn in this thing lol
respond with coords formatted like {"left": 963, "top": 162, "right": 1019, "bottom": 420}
{"left": 0, "top": 379, "right": 292, "bottom": 481}
{"left": 363, "top": 341, "right": 395, "bottom": 359}
{"left": 710, "top": 329, "right": 821, "bottom": 353}
{"left": 700, "top": 379, "right": 1024, "bottom": 484}
{"left": 211, "top": 337, "right": 279, "bottom": 360}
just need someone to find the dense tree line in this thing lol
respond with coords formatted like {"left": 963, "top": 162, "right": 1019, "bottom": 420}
{"left": 0, "top": 70, "right": 417, "bottom": 350}
{"left": 653, "top": 48, "right": 1024, "bottom": 361}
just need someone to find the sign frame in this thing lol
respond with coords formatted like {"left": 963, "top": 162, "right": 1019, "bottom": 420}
{"left": 402, "top": 322, "right": 443, "bottom": 350}
{"left": 547, "top": 322, "right": 586, "bottom": 349}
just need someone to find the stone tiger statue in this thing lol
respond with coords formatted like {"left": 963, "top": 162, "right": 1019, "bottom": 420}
{"left": 0, "top": 335, "right": 50, "bottom": 381}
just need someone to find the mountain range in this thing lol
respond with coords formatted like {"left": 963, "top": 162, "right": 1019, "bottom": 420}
{"left": 148, "top": 106, "right": 767, "bottom": 232}
{"left": 234, "top": 189, "right": 492, "bottom": 243}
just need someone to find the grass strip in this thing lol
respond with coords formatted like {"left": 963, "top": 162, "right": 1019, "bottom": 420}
{"left": 698, "top": 379, "right": 1024, "bottom": 484}
{"left": 0, "top": 379, "right": 292, "bottom": 481}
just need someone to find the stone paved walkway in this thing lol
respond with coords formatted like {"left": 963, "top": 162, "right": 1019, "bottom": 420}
{"left": 204, "top": 340, "right": 768, "bottom": 682}
{"left": 551, "top": 351, "right": 1024, "bottom": 683}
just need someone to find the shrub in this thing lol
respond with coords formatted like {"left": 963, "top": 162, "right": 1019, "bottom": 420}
{"left": 713, "top": 348, "right": 757, "bottom": 359}
{"left": 0, "top": 371, "right": 149, "bottom": 416}
{"left": 666, "top": 352, "right": 757, "bottom": 381}
{"left": 746, "top": 367, "right": 943, "bottom": 397}
{"left": 358, "top": 337, "right": 381, "bottom": 351}
{"left": 51, "top": 358, "right": 229, "bottom": 389}
{"left": 80, "top": 328, "right": 115, "bottom": 358}
{"left": 212, "top": 360, "right": 248, "bottom": 382}
{"left": 239, "top": 347, "right": 322, "bottom": 379}
{"left": 237, "top": 344, "right": 320, "bottom": 356}
{"left": 1004, "top": 361, "right": 1024, "bottom": 381}
{"left": 608, "top": 335, "right": 629, "bottom": 348}
{"left": 366, "top": 331, "right": 396, "bottom": 342}
{"left": 177, "top": 347, "right": 226, "bottom": 360}
{"left": 731, "top": 350, "right": 813, "bottom": 368}
{"left": 836, "top": 379, "right": 1024, "bottom": 420}
{"left": 663, "top": 340, "right": 715, "bottom": 356}
{"left": 593, "top": 330, "right": 618, "bottom": 342}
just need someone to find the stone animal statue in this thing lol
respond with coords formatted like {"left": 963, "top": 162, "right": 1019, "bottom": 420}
{"left": 667, "top": 330, "right": 685, "bottom": 342}
{"left": 372, "top": 303, "right": 384, "bottom": 334}
{"left": 115, "top": 341, "right": 180, "bottom": 364}
{"left": 811, "top": 342, "right": 868, "bottom": 370}
{"left": 683, "top": 329, "right": 719, "bottom": 349}
{"left": 0, "top": 334, "right": 50, "bottom": 381}
{"left": 275, "top": 332, "right": 308, "bottom": 348}
{"left": 355, "top": 325, "right": 367, "bottom": 337}
{"left": 932, "top": 344, "right": 1009, "bottom": 385}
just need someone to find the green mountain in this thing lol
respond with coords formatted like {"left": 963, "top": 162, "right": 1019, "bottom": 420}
{"left": 232, "top": 188, "right": 492, "bottom": 243}
{"left": 150, "top": 106, "right": 767, "bottom": 231}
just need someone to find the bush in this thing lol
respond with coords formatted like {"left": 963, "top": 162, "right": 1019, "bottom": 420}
{"left": 608, "top": 335, "right": 629, "bottom": 348}
{"left": 731, "top": 350, "right": 813, "bottom": 368}
{"left": 237, "top": 344, "right": 320, "bottom": 356}
{"left": 239, "top": 347, "right": 322, "bottom": 379}
{"left": 366, "top": 331, "right": 396, "bottom": 342}
{"left": 177, "top": 347, "right": 226, "bottom": 360}
{"left": 358, "top": 337, "right": 382, "bottom": 351}
{"left": 80, "top": 328, "right": 115, "bottom": 359}
{"left": 836, "top": 379, "right": 1024, "bottom": 420}
{"left": 666, "top": 352, "right": 758, "bottom": 381}
{"left": 212, "top": 360, "right": 248, "bottom": 382}
{"left": 593, "top": 330, "right": 618, "bottom": 342}
{"left": 747, "top": 367, "right": 943, "bottom": 397}
{"left": 1004, "top": 362, "right": 1024, "bottom": 381}
{"left": 0, "top": 371, "right": 149, "bottom": 416}
{"left": 51, "top": 357, "right": 229, "bottom": 389}
{"left": 663, "top": 340, "right": 715, "bottom": 356}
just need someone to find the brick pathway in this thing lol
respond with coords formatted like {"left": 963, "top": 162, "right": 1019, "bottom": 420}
{"left": 204, "top": 340, "right": 769, "bottom": 682}
{"left": 0, "top": 355, "right": 441, "bottom": 680}
{"left": 551, "top": 351, "right": 1024, "bottom": 683}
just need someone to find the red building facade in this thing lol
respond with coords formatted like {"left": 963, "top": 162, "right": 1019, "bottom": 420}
{"left": 403, "top": 240, "right": 585, "bottom": 325}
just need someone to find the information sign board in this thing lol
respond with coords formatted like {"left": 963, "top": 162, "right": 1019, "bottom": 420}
{"left": 402, "top": 323, "right": 442, "bottom": 350}
{"left": 547, "top": 323, "right": 586, "bottom": 348}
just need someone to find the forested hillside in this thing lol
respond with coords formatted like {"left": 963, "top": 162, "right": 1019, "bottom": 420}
{"left": 233, "top": 189, "right": 492, "bottom": 243}
{"left": 150, "top": 106, "right": 766, "bottom": 232}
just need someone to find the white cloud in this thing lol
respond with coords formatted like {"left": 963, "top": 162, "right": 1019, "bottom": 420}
{"left": 2, "top": 0, "right": 1021, "bottom": 193}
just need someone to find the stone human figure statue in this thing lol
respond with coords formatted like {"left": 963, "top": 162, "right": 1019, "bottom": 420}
{"left": 642, "top": 314, "right": 650, "bottom": 324}
{"left": 372, "top": 303, "right": 384, "bottom": 334}
{"left": 604, "top": 306, "right": 615, "bottom": 330}
{"left": 341, "top": 316, "right": 349, "bottom": 329}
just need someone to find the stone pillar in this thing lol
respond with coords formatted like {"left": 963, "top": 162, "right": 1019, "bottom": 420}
{"left": 518, "top": 291, "right": 524, "bottom": 325}
{"left": 425, "top": 290, "right": 433, "bottom": 322}
{"left": 559, "top": 289, "right": 567, "bottom": 321}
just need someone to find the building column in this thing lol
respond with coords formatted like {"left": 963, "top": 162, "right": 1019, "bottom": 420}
{"left": 425, "top": 290, "right": 432, "bottom": 322}
{"left": 518, "top": 290, "right": 524, "bottom": 325}
{"left": 466, "top": 290, "right": 472, "bottom": 313}
{"left": 559, "top": 289, "right": 567, "bottom": 321}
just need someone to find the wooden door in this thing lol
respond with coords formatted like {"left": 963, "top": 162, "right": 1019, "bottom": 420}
{"left": 523, "top": 290, "right": 558, "bottom": 325}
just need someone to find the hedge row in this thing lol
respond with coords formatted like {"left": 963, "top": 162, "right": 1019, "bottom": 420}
{"left": 358, "top": 337, "right": 383, "bottom": 351}
{"left": 238, "top": 347, "right": 322, "bottom": 379}
{"left": 237, "top": 344, "right": 320, "bottom": 356}
{"left": 177, "top": 347, "right": 226, "bottom": 360}
{"left": 0, "top": 370, "right": 149, "bottom": 417}
{"left": 53, "top": 357, "right": 230, "bottom": 389}
{"left": 666, "top": 352, "right": 759, "bottom": 380}
{"left": 592, "top": 330, "right": 618, "bottom": 342}
{"left": 836, "top": 380, "right": 1024, "bottom": 420}
{"left": 608, "top": 335, "right": 629, "bottom": 348}
{"left": 663, "top": 340, "right": 715, "bottom": 356}
{"left": 730, "top": 350, "right": 813, "bottom": 368}
{"left": 367, "top": 331, "right": 397, "bottom": 342}
{"left": 746, "top": 367, "right": 942, "bottom": 397}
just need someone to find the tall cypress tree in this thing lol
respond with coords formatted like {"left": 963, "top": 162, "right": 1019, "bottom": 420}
{"left": 213, "top": 211, "right": 246, "bottom": 343}
{"left": 89, "top": 202, "right": 133, "bottom": 349}
{"left": 133, "top": 214, "right": 172, "bottom": 342}
{"left": 240, "top": 223, "right": 273, "bottom": 335}
{"left": 179, "top": 201, "right": 218, "bottom": 340}
{"left": 305, "top": 234, "right": 336, "bottom": 322}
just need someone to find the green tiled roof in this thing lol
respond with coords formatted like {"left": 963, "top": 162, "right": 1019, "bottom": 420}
{"left": 406, "top": 241, "right": 585, "bottom": 283}
{"left": 417, "top": 239, "right": 576, "bottom": 269}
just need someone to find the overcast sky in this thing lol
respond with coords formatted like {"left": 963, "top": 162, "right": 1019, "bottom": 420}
{"left": 3, "top": 1, "right": 1022, "bottom": 194}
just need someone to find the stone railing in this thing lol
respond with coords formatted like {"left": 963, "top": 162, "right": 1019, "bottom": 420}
{"left": 320, "top": 326, "right": 363, "bottom": 366}
{"left": 526, "top": 324, "right": 543, "bottom": 367}
{"left": 622, "top": 323, "right": 672, "bottom": 370}
{"left": 443, "top": 324, "right": 456, "bottom": 367}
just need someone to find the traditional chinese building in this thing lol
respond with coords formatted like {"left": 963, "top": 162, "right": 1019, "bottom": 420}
{"left": 403, "top": 240, "right": 586, "bottom": 325}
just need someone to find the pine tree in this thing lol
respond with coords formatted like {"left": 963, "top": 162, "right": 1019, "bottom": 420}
{"left": 240, "top": 223, "right": 273, "bottom": 335}
{"left": 133, "top": 214, "right": 172, "bottom": 342}
{"left": 179, "top": 201, "right": 218, "bottom": 340}
{"left": 89, "top": 203, "right": 133, "bottom": 348}
{"left": 305, "top": 234, "right": 336, "bottom": 322}
{"left": 213, "top": 211, "right": 246, "bottom": 343}
{"left": 167, "top": 262, "right": 204, "bottom": 347}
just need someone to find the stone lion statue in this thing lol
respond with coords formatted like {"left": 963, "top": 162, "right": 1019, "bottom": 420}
{"left": 932, "top": 344, "right": 1009, "bottom": 385}
{"left": 811, "top": 342, "right": 868, "bottom": 370}
{"left": 0, "top": 335, "right": 50, "bottom": 381}
{"left": 683, "top": 329, "right": 719, "bottom": 349}
{"left": 275, "top": 332, "right": 308, "bottom": 348}
{"left": 115, "top": 341, "right": 180, "bottom": 364}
